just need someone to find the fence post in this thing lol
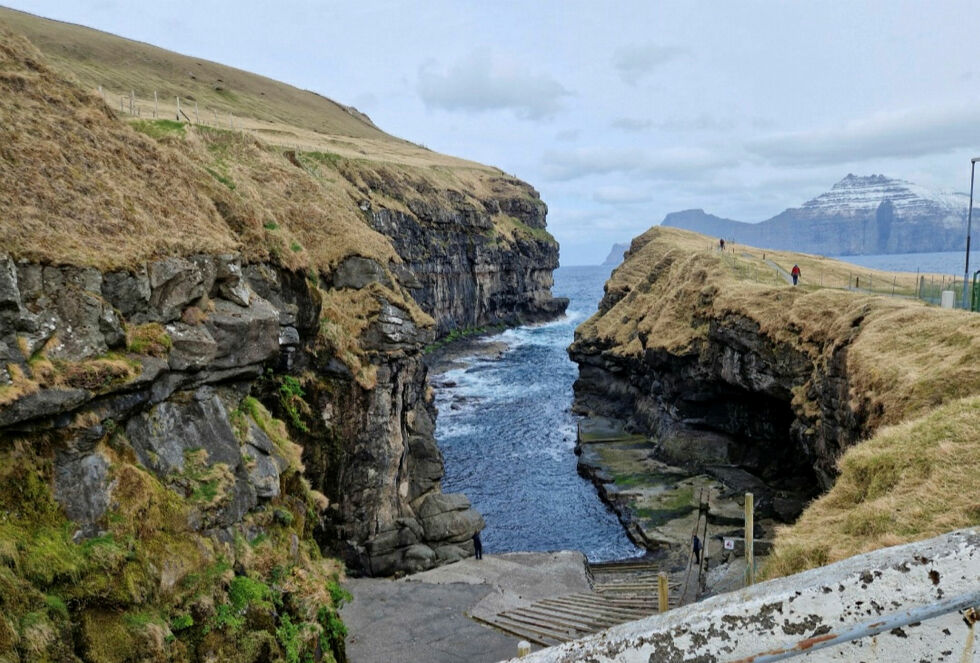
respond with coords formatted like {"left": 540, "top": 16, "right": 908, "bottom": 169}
{"left": 745, "top": 492, "right": 754, "bottom": 586}
{"left": 154, "top": 91, "right": 158, "bottom": 118}
{"left": 130, "top": 90, "right": 134, "bottom": 115}
{"left": 658, "top": 572, "right": 669, "bottom": 613}
{"left": 194, "top": 102, "right": 199, "bottom": 124}
{"left": 176, "top": 96, "right": 181, "bottom": 122}
{"left": 517, "top": 641, "right": 531, "bottom": 657}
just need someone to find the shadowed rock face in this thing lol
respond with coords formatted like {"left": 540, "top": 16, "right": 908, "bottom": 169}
{"left": 570, "top": 313, "right": 826, "bottom": 521}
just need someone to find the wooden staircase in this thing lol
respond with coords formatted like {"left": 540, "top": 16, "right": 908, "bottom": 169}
{"left": 472, "top": 559, "right": 678, "bottom": 647}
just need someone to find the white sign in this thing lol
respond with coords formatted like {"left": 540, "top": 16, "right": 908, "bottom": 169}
{"left": 723, "top": 538, "right": 735, "bottom": 550}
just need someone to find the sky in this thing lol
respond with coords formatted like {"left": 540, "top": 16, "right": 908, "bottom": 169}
{"left": 7, "top": 1, "right": 980, "bottom": 265}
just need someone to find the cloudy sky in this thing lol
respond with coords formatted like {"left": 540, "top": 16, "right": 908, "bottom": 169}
{"left": 8, "top": 1, "right": 980, "bottom": 264}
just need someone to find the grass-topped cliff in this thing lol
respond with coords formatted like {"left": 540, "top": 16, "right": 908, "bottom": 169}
{"left": 0, "top": 9, "right": 565, "bottom": 662}
{"left": 571, "top": 226, "right": 980, "bottom": 578}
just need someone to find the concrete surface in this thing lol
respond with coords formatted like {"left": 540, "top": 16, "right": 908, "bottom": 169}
{"left": 507, "top": 528, "right": 980, "bottom": 663}
{"left": 341, "top": 551, "right": 592, "bottom": 663}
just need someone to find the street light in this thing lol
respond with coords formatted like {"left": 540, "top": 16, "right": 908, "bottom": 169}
{"left": 962, "top": 157, "right": 980, "bottom": 310}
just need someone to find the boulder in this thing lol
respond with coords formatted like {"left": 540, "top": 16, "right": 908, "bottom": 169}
{"left": 146, "top": 257, "right": 206, "bottom": 322}
{"left": 204, "top": 297, "right": 280, "bottom": 369}
{"left": 417, "top": 492, "right": 471, "bottom": 520}
{"left": 102, "top": 269, "right": 151, "bottom": 318}
{"left": 215, "top": 255, "right": 251, "bottom": 306}
{"left": 166, "top": 322, "right": 218, "bottom": 371}
{"left": 362, "top": 299, "right": 432, "bottom": 351}
{"left": 420, "top": 507, "right": 485, "bottom": 544}
{"left": 332, "top": 256, "right": 392, "bottom": 290}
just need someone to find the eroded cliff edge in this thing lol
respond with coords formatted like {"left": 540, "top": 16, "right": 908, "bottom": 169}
{"left": 568, "top": 227, "right": 980, "bottom": 525}
{"left": 0, "top": 25, "right": 564, "bottom": 662}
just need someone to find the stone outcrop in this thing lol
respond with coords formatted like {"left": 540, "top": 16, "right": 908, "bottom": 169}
{"left": 363, "top": 190, "right": 567, "bottom": 335}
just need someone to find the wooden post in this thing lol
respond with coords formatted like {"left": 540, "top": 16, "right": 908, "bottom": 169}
{"left": 517, "top": 641, "right": 531, "bottom": 657}
{"left": 745, "top": 492, "right": 755, "bottom": 586}
{"left": 194, "top": 102, "right": 199, "bottom": 124}
{"left": 176, "top": 96, "right": 181, "bottom": 121}
{"left": 658, "top": 572, "right": 669, "bottom": 613}
{"left": 129, "top": 90, "right": 134, "bottom": 115}
{"left": 154, "top": 90, "right": 158, "bottom": 118}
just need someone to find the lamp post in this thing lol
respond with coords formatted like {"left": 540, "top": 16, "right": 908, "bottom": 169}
{"left": 962, "top": 158, "right": 979, "bottom": 310}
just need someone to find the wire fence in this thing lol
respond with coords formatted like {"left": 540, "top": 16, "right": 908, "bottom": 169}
{"left": 96, "top": 84, "right": 314, "bottom": 155}
{"left": 711, "top": 244, "right": 978, "bottom": 311}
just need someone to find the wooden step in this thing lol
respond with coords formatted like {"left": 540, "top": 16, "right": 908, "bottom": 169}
{"left": 481, "top": 613, "right": 582, "bottom": 644}
{"left": 471, "top": 615, "right": 557, "bottom": 647}
{"left": 541, "top": 596, "right": 655, "bottom": 619}
{"left": 507, "top": 606, "right": 612, "bottom": 632}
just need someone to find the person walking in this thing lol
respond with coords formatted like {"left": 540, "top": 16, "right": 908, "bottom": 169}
{"left": 473, "top": 530, "right": 483, "bottom": 560}
{"left": 719, "top": 238, "right": 726, "bottom": 251}
{"left": 791, "top": 264, "right": 801, "bottom": 286}
{"left": 692, "top": 534, "right": 702, "bottom": 564}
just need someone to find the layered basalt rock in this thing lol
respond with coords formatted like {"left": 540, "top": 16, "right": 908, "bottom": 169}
{"left": 0, "top": 251, "right": 499, "bottom": 577}
{"left": 356, "top": 187, "right": 567, "bottom": 335}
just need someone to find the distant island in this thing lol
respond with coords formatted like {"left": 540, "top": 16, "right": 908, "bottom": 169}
{"left": 602, "top": 242, "right": 630, "bottom": 265}
{"left": 662, "top": 174, "right": 974, "bottom": 255}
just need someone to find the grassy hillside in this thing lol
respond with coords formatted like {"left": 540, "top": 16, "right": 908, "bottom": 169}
{"left": 0, "top": 6, "right": 498, "bottom": 169}
{"left": 580, "top": 226, "right": 980, "bottom": 575}
{"left": 0, "top": 13, "right": 552, "bottom": 277}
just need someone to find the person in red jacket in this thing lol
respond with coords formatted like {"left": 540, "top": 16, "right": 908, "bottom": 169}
{"left": 791, "top": 264, "right": 801, "bottom": 286}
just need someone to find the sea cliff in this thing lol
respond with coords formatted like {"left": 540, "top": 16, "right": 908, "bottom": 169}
{"left": 0, "top": 22, "right": 564, "bottom": 663}
{"left": 569, "top": 227, "right": 980, "bottom": 569}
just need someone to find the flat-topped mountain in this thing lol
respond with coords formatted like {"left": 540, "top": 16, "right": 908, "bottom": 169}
{"left": 663, "top": 174, "right": 973, "bottom": 255}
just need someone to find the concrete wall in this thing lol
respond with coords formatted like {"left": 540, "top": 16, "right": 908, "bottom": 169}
{"left": 508, "top": 528, "right": 979, "bottom": 662}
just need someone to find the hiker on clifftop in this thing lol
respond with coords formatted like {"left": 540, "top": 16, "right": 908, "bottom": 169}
{"left": 791, "top": 264, "right": 801, "bottom": 286}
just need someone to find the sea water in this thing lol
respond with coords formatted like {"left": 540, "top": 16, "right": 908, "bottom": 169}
{"left": 830, "top": 249, "right": 979, "bottom": 276}
{"left": 432, "top": 265, "right": 644, "bottom": 561}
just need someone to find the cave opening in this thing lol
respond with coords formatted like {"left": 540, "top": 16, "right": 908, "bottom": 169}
{"left": 674, "top": 382, "right": 822, "bottom": 514}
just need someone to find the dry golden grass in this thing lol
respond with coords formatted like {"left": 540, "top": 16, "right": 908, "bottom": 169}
{"left": 0, "top": 21, "right": 553, "bottom": 274}
{"left": 0, "top": 30, "right": 239, "bottom": 269}
{"left": 580, "top": 227, "right": 980, "bottom": 425}
{"left": 764, "top": 395, "right": 980, "bottom": 578}
{"left": 582, "top": 226, "right": 980, "bottom": 575}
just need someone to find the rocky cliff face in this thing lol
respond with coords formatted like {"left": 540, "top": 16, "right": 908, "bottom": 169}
{"left": 364, "top": 185, "right": 566, "bottom": 335}
{"left": 568, "top": 227, "right": 980, "bottom": 521}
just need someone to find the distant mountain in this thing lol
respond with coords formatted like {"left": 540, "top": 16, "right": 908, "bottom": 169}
{"left": 662, "top": 174, "right": 973, "bottom": 255}
{"left": 602, "top": 243, "right": 630, "bottom": 265}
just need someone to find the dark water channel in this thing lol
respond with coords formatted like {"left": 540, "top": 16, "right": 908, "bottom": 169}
{"left": 430, "top": 265, "right": 644, "bottom": 561}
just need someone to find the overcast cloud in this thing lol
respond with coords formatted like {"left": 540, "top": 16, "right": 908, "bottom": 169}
{"left": 418, "top": 50, "right": 570, "bottom": 120}
{"left": 612, "top": 43, "right": 685, "bottom": 85}
{"left": 4, "top": 1, "right": 979, "bottom": 264}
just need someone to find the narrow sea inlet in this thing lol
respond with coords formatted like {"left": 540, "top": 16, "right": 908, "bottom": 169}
{"left": 428, "top": 265, "right": 644, "bottom": 561}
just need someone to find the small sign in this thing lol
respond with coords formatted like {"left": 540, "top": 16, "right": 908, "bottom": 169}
{"left": 724, "top": 538, "right": 735, "bottom": 550}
